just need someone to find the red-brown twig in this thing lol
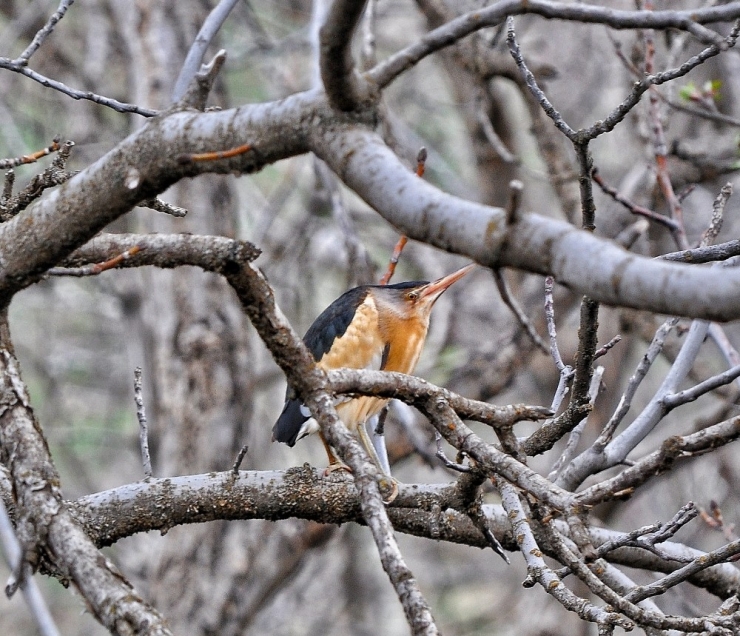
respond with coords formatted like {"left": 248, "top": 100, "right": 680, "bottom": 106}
{"left": 47, "top": 246, "right": 142, "bottom": 277}
{"left": 699, "top": 500, "right": 737, "bottom": 543}
{"left": 178, "top": 142, "right": 252, "bottom": 164}
{"left": 0, "top": 137, "right": 61, "bottom": 170}
{"left": 378, "top": 148, "right": 427, "bottom": 285}
{"left": 378, "top": 236, "right": 408, "bottom": 285}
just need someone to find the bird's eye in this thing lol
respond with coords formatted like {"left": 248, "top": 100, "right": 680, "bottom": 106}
{"left": 407, "top": 291, "right": 419, "bottom": 301}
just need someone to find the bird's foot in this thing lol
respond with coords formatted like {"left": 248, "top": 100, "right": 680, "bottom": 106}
{"left": 378, "top": 475, "right": 399, "bottom": 505}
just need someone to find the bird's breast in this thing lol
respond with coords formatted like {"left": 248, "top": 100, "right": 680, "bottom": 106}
{"left": 317, "top": 296, "right": 386, "bottom": 372}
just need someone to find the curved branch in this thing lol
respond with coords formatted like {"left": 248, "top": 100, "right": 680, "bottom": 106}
{"left": 0, "top": 321, "right": 171, "bottom": 635}
{"left": 311, "top": 124, "right": 510, "bottom": 260}
{"left": 367, "top": 0, "right": 740, "bottom": 89}
{"left": 319, "top": 0, "right": 370, "bottom": 110}
{"left": 326, "top": 368, "right": 551, "bottom": 428}
{"left": 60, "top": 232, "right": 260, "bottom": 271}
{"left": 14, "top": 0, "right": 74, "bottom": 65}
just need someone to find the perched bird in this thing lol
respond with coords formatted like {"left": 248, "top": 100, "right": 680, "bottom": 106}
{"left": 272, "top": 264, "right": 475, "bottom": 474}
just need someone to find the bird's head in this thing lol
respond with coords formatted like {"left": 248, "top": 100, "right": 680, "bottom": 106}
{"left": 373, "top": 263, "right": 475, "bottom": 321}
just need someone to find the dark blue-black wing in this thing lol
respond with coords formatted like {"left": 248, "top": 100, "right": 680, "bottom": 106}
{"left": 303, "top": 286, "right": 368, "bottom": 361}
{"left": 272, "top": 286, "right": 369, "bottom": 446}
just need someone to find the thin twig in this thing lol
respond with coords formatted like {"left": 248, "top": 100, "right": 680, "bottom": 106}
{"left": 543, "top": 276, "right": 574, "bottom": 414}
{"left": 171, "top": 0, "right": 241, "bottom": 102}
{"left": 14, "top": 0, "right": 74, "bottom": 66}
{"left": 592, "top": 168, "right": 681, "bottom": 231}
{"left": 625, "top": 537, "right": 740, "bottom": 604}
{"left": 178, "top": 142, "right": 252, "bottom": 164}
{"left": 660, "top": 238, "right": 740, "bottom": 263}
{"left": 1, "top": 170, "right": 14, "bottom": 209}
{"left": 554, "top": 522, "right": 661, "bottom": 579}
{"left": 505, "top": 178, "right": 523, "bottom": 225}
{"left": 0, "top": 136, "right": 61, "bottom": 170}
{"left": 476, "top": 94, "right": 518, "bottom": 164}
{"left": 434, "top": 432, "right": 472, "bottom": 473}
{"left": 593, "top": 318, "right": 678, "bottom": 449}
{"left": 700, "top": 183, "right": 732, "bottom": 248}
{"left": 661, "top": 362, "right": 740, "bottom": 410}
{"left": 507, "top": 18, "right": 577, "bottom": 141}
{"left": 645, "top": 22, "right": 690, "bottom": 251}
{"left": 133, "top": 367, "right": 152, "bottom": 479}
{"left": 140, "top": 198, "right": 188, "bottom": 218}
{"left": 493, "top": 269, "right": 549, "bottom": 355}
{"left": 360, "top": 0, "right": 378, "bottom": 70}
{"left": 644, "top": 502, "right": 699, "bottom": 547}
{"left": 232, "top": 445, "right": 249, "bottom": 475}
{"left": 379, "top": 148, "right": 426, "bottom": 285}
{"left": 548, "top": 366, "right": 603, "bottom": 480}
{"left": 576, "top": 415, "right": 740, "bottom": 507}
{"left": 544, "top": 276, "right": 566, "bottom": 372}
{"left": 0, "top": 140, "right": 76, "bottom": 221}
{"left": 0, "top": 59, "right": 157, "bottom": 116}
{"left": 48, "top": 246, "right": 142, "bottom": 277}
{"left": 593, "top": 335, "right": 622, "bottom": 361}
{"left": 368, "top": 3, "right": 740, "bottom": 90}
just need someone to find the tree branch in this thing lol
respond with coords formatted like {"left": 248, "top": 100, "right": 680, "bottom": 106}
{"left": 320, "top": 0, "right": 370, "bottom": 111}
{"left": 367, "top": 0, "right": 740, "bottom": 89}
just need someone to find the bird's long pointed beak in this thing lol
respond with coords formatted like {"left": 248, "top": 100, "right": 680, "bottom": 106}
{"left": 419, "top": 263, "right": 476, "bottom": 300}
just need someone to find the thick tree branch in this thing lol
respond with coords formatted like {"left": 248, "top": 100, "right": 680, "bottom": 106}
{"left": 498, "top": 214, "right": 740, "bottom": 321}
{"left": 52, "top": 468, "right": 740, "bottom": 601}
{"left": 0, "top": 315, "right": 171, "bottom": 635}
{"left": 319, "top": 0, "right": 371, "bottom": 111}
{"left": 0, "top": 89, "right": 321, "bottom": 305}
{"left": 3, "top": 92, "right": 740, "bottom": 324}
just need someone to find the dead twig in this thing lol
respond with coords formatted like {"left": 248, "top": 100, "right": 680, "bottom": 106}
{"left": 133, "top": 367, "right": 153, "bottom": 479}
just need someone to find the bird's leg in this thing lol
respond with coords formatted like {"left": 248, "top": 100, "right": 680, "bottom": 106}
{"left": 369, "top": 410, "right": 392, "bottom": 475}
{"left": 319, "top": 432, "right": 351, "bottom": 475}
{"left": 357, "top": 422, "right": 399, "bottom": 504}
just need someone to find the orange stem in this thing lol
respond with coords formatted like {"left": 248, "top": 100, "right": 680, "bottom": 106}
{"left": 179, "top": 143, "right": 252, "bottom": 164}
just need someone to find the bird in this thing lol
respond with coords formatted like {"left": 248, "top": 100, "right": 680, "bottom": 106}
{"left": 272, "top": 263, "right": 475, "bottom": 475}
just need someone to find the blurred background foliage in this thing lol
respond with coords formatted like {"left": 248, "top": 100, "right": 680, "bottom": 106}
{"left": 1, "top": 0, "right": 740, "bottom": 634}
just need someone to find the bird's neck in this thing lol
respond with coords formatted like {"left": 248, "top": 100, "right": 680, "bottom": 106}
{"left": 380, "top": 312, "right": 431, "bottom": 375}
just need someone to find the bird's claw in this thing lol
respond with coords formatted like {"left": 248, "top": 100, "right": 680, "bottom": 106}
{"left": 378, "top": 476, "right": 399, "bottom": 504}
{"left": 323, "top": 462, "right": 352, "bottom": 477}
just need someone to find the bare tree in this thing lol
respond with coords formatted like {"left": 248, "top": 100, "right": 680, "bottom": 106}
{"left": 3, "top": 1, "right": 740, "bottom": 634}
